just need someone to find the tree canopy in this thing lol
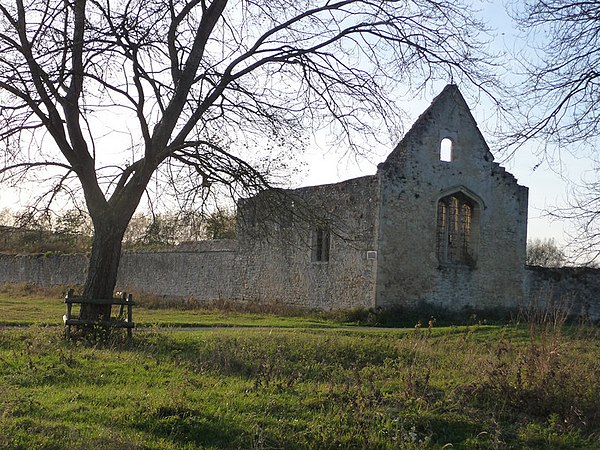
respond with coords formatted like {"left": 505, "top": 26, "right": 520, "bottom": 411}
{"left": 526, "top": 237, "right": 565, "bottom": 267}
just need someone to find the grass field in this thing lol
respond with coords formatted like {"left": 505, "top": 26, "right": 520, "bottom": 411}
{"left": 0, "top": 286, "right": 340, "bottom": 329}
{"left": 0, "top": 288, "right": 599, "bottom": 449}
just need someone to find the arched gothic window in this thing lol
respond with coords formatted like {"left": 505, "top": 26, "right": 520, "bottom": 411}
{"left": 437, "top": 192, "right": 477, "bottom": 265}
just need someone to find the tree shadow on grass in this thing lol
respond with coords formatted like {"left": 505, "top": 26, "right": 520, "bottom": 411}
{"left": 132, "top": 405, "right": 263, "bottom": 449}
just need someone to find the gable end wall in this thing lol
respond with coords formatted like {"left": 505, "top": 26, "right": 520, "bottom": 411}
{"left": 375, "top": 86, "right": 528, "bottom": 310}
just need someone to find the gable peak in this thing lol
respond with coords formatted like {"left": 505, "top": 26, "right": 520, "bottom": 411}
{"left": 396, "top": 84, "right": 476, "bottom": 147}
{"left": 427, "top": 83, "right": 468, "bottom": 114}
{"left": 379, "top": 84, "right": 493, "bottom": 170}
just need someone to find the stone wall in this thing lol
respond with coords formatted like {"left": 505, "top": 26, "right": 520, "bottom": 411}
{"left": 0, "top": 251, "right": 598, "bottom": 320}
{"left": 0, "top": 177, "right": 382, "bottom": 311}
{"left": 0, "top": 240, "right": 242, "bottom": 302}
{"left": 236, "top": 176, "right": 380, "bottom": 309}
{"left": 525, "top": 266, "right": 600, "bottom": 320}
{"left": 0, "top": 253, "right": 87, "bottom": 286}
{"left": 117, "top": 240, "right": 240, "bottom": 300}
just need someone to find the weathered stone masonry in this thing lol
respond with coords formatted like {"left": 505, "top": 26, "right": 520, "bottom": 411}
{"left": 117, "top": 240, "right": 240, "bottom": 300}
{"left": 236, "top": 175, "right": 380, "bottom": 309}
{"left": 1, "top": 251, "right": 598, "bottom": 319}
{"left": 0, "top": 84, "right": 598, "bottom": 319}
{"left": 0, "top": 241, "right": 242, "bottom": 301}
{"left": 375, "top": 85, "right": 528, "bottom": 311}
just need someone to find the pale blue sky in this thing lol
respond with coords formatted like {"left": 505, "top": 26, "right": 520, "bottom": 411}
{"left": 298, "top": 0, "right": 589, "bottom": 252}
{"left": 1, "top": 0, "right": 590, "bottom": 253}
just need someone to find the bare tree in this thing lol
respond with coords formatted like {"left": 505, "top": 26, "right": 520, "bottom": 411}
{"left": 508, "top": 0, "right": 600, "bottom": 262}
{"left": 509, "top": 0, "right": 600, "bottom": 147}
{"left": 526, "top": 237, "right": 565, "bottom": 267}
{"left": 548, "top": 180, "right": 600, "bottom": 264}
{"left": 0, "top": 0, "right": 497, "bottom": 320}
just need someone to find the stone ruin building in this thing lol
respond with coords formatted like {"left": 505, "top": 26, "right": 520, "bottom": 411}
{"left": 237, "top": 84, "right": 529, "bottom": 311}
{"left": 1, "top": 84, "right": 598, "bottom": 319}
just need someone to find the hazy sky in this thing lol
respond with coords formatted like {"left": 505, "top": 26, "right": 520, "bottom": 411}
{"left": 300, "top": 97, "right": 585, "bottom": 248}
{"left": 1, "top": 0, "right": 592, "bottom": 252}
{"left": 297, "top": 0, "right": 590, "bottom": 251}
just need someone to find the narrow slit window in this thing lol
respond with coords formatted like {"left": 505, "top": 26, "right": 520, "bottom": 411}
{"left": 312, "top": 226, "right": 330, "bottom": 262}
{"left": 440, "top": 138, "right": 453, "bottom": 162}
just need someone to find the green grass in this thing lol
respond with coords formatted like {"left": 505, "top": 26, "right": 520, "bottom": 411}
{"left": 0, "top": 295, "right": 66, "bottom": 325}
{"left": 0, "top": 291, "right": 342, "bottom": 328}
{"left": 0, "top": 286, "right": 599, "bottom": 448}
{"left": 0, "top": 323, "right": 599, "bottom": 449}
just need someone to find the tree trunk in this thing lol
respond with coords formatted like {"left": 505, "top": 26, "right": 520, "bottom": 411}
{"left": 80, "top": 220, "right": 126, "bottom": 321}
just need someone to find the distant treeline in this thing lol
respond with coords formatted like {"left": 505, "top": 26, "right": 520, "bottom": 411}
{"left": 0, "top": 208, "right": 236, "bottom": 254}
